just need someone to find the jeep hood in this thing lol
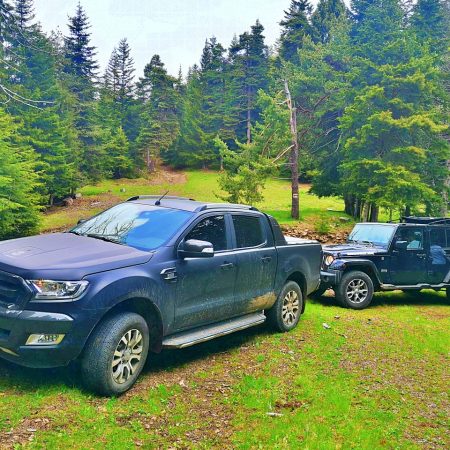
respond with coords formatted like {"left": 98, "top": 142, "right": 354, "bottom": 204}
{"left": 0, "top": 233, "right": 153, "bottom": 279}
{"left": 323, "top": 243, "right": 388, "bottom": 257}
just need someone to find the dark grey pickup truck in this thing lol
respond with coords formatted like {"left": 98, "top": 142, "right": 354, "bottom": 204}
{"left": 0, "top": 196, "right": 321, "bottom": 395}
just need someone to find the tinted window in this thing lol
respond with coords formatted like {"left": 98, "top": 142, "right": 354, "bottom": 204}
{"left": 186, "top": 215, "right": 227, "bottom": 251}
{"left": 430, "top": 228, "right": 446, "bottom": 247}
{"left": 396, "top": 227, "right": 424, "bottom": 250}
{"left": 232, "top": 215, "right": 264, "bottom": 248}
{"left": 71, "top": 204, "right": 193, "bottom": 251}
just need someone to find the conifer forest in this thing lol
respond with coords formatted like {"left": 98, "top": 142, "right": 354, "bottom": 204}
{"left": 0, "top": 0, "right": 449, "bottom": 240}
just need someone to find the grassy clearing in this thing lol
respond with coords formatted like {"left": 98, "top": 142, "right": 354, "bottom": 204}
{"left": 0, "top": 292, "right": 448, "bottom": 449}
{"left": 40, "top": 170, "right": 350, "bottom": 233}
{"left": 2, "top": 169, "right": 448, "bottom": 448}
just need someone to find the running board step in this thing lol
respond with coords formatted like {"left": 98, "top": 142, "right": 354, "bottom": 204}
{"left": 162, "top": 313, "right": 266, "bottom": 349}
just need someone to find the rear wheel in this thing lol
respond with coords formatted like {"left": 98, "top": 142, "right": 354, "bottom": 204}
{"left": 336, "top": 271, "right": 374, "bottom": 310}
{"left": 267, "top": 281, "right": 303, "bottom": 332}
{"left": 81, "top": 312, "right": 150, "bottom": 396}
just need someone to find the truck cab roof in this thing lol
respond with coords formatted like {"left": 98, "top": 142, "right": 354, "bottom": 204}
{"left": 126, "top": 195, "right": 259, "bottom": 213}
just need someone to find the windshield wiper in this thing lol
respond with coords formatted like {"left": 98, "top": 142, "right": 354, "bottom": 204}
{"left": 356, "top": 240, "right": 375, "bottom": 247}
{"left": 84, "top": 233, "right": 124, "bottom": 245}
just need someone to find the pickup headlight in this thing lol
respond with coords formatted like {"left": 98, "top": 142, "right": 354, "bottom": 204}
{"left": 28, "top": 280, "right": 89, "bottom": 301}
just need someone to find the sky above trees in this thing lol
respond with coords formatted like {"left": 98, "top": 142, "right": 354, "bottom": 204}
{"left": 34, "top": 0, "right": 305, "bottom": 76}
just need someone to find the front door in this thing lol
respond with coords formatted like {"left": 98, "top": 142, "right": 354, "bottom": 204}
{"left": 174, "top": 214, "right": 237, "bottom": 331}
{"left": 390, "top": 227, "right": 427, "bottom": 285}
{"left": 428, "top": 227, "right": 450, "bottom": 285}
{"left": 230, "top": 213, "right": 278, "bottom": 314}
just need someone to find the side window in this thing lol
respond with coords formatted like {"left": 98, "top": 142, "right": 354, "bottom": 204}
{"left": 445, "top": 228, "right": 450, "bottom": 250}
{"left": 185, "top": 215, "right": 227, "bottom": 251}
{"left": 430, "top": 228, "right": 446, "bottom": 247}
{"left": 397, "top": 227, "right": 424, "bottom": 250}
{"left": 232, "top": 215, "right": 265, "bottom": 249}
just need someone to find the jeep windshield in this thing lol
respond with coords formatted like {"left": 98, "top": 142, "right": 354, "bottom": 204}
{"left": 347, "top": 223, "right": 396, "bottom": 248}
{"left": 70, "top": 203, "right": 193, "bottom": 251}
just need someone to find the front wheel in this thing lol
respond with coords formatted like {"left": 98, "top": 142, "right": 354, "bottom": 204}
{"left": 81, "top": 312, "right": 150, "bottom": 396}
{"left": 267, "top": 281, "right": 304, "bottom": 332}
{"left": 336, "top": 271, "right": 374, "bottom": 310}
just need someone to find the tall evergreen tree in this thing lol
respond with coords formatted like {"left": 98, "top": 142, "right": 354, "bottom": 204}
{"left": 279, "top": 0, "right": 315, "bottom": 62}
{"left": 14, "top": 0, "right": 34, "bottom": 29}
{"left": 311, "top": 0, "right": 347, "bottom": 43}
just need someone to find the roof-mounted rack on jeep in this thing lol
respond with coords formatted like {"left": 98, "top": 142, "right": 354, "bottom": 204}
{"left": 127, "top": 195, "right": 196, "bottom": 202}
{"left": 401, "top": 216, "right": 450, "bottom": 225}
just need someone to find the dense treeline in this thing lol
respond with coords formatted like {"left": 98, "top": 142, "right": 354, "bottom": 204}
{"left": 0, "top": 0, "right": 448, "bottom": 239}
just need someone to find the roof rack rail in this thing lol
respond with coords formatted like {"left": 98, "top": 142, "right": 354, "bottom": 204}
{"left": 401, "top": 216, "right": 450, "bottom": 225}
{"left": 197, "top": 203, "right": 259, "bottom": 212}
{"left": 127, "top": 195, "right": 196, "bottom": 202}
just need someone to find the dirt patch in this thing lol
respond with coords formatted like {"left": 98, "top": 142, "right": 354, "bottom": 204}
{"left": 281, "top": 224, "right": 349, "bottom": 244}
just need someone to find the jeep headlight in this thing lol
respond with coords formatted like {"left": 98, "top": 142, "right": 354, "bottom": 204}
{"left": 28, "top": 280, "right": 89, "bottom": 301}
{"left": 324, "top": 255, "right": 335, "bottom": 266}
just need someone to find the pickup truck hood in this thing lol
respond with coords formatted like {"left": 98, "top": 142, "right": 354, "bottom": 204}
{"left": 323, "top": 243, "right": 387, "bottom": 257}
{"left": 0, "top": 233, "right": 153, "bottom": 280}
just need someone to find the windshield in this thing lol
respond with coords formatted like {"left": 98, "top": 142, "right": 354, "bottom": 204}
{"left": 70, "top": 203, "right": 193, "bottom": 251}
{"left": 348, "top": 224, "right": 396, "bottom": 248}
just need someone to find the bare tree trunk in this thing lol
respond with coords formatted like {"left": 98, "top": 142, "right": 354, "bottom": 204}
{"left": 370, "top": 204, "right": 379, "bottom": 222}
{"left": 284, "top": 80, "right": 299, "bottom": 220}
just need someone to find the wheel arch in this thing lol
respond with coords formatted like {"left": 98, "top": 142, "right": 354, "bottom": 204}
{"left": 342, "top": 263, "right": 381, "bottom": 290}
{"left": 285, "top": 271, "right": 307, "bottom": 313}
{"left": 93, "top": 297, "right": 164, "bottom": 353}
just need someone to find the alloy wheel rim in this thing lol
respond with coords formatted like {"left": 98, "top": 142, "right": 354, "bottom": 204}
{"left": 112, "top": 329, "right": 144, "bottom": 384}
{"left": 282, "top": 290, "right": 300, "bottom": 326}
{"left": 346, "top": 279, "right": 369, "bottom": 304}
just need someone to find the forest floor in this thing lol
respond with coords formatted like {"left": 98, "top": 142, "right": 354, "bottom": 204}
{"left": 1, "top": 169, "right": 448, "bottom": 449}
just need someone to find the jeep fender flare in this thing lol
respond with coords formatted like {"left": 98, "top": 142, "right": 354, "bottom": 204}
{"left": 329, "top": 259, "right": 383, "bottom": 286}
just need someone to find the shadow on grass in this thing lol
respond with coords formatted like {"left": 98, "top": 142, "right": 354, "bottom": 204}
{"left": 309, "top": 288, "right": 449, "bottom": 308}
{"left": 0, "top": 324, "right": 269, "bottom": 394}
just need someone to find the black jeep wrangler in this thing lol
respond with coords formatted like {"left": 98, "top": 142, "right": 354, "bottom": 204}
{"left": 319, "top": 217, "right": 450, "bottom": 309}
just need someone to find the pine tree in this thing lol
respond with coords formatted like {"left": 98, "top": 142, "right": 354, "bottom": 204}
{"left": 14, "top": 0, "right": 34, "bottom": 29}
{"left": 0, "top": 108, "right": 42, "bottom": 239}
{"left": 311, "top": 0, "right": 347, "bottom": 43}
{"left": 279, "top": 0, "right": 315, "bottom": 62}
{"left": 136, "top": 55, "right": 180, "bottom": 171}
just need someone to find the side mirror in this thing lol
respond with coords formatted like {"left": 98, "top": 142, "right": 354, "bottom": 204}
{"left": 179, "top": 239, "right": 214, "bottom": 259}
{"left": 394, "top": 240, "right": 408, "bottom": 251}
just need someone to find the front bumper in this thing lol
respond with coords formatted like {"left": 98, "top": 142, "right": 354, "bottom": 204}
{"left": 0, "top": 305, "right": 87, "bottom": 368}
{"left": 320, "top": 269, "right": 342, "bottom": 286}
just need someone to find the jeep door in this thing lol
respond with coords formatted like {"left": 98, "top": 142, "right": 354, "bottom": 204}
{"left": 427, "top": 227, "right": 450, "bottom": 284}
{"left": 390, "top": 227, "right": 427, "bottom": 285}
{"left": 230, "top": 213, "right": 277, "bottom": 314}
{"left": 173, "top": 214, "right": 237, "bottom": 330}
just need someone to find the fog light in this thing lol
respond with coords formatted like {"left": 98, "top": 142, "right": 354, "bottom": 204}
{"left": 25, "top": 334, "right": 65, "bottom": 346}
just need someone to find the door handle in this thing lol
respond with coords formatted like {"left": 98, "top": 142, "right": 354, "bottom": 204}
{"left": 220, "top": 262, "right": 235, "bottom": 270}
{"left": 261, "top": 256, "right": 272, "bottom": 263}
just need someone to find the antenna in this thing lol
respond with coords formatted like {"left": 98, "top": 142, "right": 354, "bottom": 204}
{"left": 155, "top": 191, "right": 169, "bottom": 206}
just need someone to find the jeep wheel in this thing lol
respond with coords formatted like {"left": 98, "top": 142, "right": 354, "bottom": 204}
{"left": 267, "top": 281, "right": 303, "bottom": 332}
{"left": 81, "top": 312, "right": 150, "bottom": 396}
{"left": 336, "top": 271, "right": 374, "bottom": 310}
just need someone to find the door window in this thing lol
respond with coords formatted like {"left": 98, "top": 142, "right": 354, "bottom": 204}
{"left": 397, "top": 228, "right": 424, "bottom": 250}
{"left": 185, "top": 215, "right": 227, "bottom": 251}
{"left": 232, "top": 215, "right": 264, "bottom": 249}
{"left": 430, "top": 228, "right": 448, "bottom": 266}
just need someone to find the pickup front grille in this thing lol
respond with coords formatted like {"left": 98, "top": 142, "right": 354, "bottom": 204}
{"left": 0, "top": 271, "right": 31, "bottom": 309}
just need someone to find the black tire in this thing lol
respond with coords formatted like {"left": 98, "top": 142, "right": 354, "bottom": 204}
{"left": 446, "top": 287, "right": 450, "bottom": 301}
{"left": 336, "top": 271, "right": 374, "bottom": 310}
{"left": 81, "top": 312, "right": 150, "bottom": 396}
{"left": 267, "top": 281, "right": 304, "bottom": 332}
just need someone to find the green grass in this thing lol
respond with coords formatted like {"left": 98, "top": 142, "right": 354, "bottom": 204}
{"left": 0, "top": 292, "right": 448, "bottom": 448}
{"left": 40, "top": 170, "right": 351, "bottom": 232}
{"left": 3, "top": 169, "right": 447, "bottom": 448}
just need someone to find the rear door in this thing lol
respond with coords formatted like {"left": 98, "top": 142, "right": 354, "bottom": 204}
{"left": 174, "top": 214, "right": 237, "bottom": 330}
{"left": 428, "top": 227, "right": 450, "bottom": 284}
{"left": 230, "top": 213, "right": 278, "bottom": 314}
